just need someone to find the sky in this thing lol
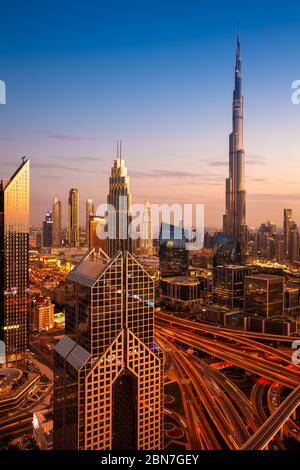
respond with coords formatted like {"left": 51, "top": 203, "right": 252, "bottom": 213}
{"left": 1, "top": 0, "right": 300, "bottom": 228}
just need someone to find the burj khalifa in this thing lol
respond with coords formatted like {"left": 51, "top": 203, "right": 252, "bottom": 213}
{"left": 223, "top": 34, "right": 247, "bottom": 255}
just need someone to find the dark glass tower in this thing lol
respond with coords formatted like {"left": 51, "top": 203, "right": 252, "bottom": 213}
{"left": 159, "top": 222, "right": 189, "bottom": 277}
{"left": 0, "top": 158, "right": 30, "bottom": 366}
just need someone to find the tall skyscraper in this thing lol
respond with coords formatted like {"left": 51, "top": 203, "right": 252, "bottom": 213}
{"left": 288, "top": 221, "right": 299, "bottom": 262}
{"left": 42, "top": 210, "right": 53, "bottom": 247}
{"left": 53, "top": 249, "right": 163, "bottom": 450}
{"left": 0, "top": 158, "right": 30, "bottom": 366}
{"left": 86, "top": 198, "right": 94, "bottom": 245}
{"left": 68, "top": 188, "right": 79, "bottom": 246}
{"left": 107, "top": 142, "right": 132, "bottom": 257}
{"left": 52, "top": 197, "right": 61, "bottom": 247}
{"left": 223, "top": 34, "right": 247, "bottom": 254}
{"left": 283, "top": 209, "right": 293, "bottom": 259}
{"left": 140, "top": 199, "right": 154, "bottom": 255}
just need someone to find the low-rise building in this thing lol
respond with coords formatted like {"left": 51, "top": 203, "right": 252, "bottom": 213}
{"left": 30, "top": 296, "right": 54, "bottom": 332}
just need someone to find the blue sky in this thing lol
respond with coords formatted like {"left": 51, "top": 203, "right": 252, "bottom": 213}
{"left": 1, "top": 0, "right": 300, "bottom": 227}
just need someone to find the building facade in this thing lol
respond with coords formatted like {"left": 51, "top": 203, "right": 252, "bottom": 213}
{"left": 86, "top": 199, "right": 94, "bottom": 246}
{"left": 107, "top": 144, "right": 132, "bottom": 257}
{"left": 213, "top": 265, "right": 252, "bottom": 310}
{"left": 159, "top": 222, "right": 189, "bottom": 278}
{"left": 0, "top": 158, "right": 30, "bottom": 366}
{"left": 53, "top": 249, "right": 163, "bottom": 450}
{"left": 30, "top": 295, "right": 54, "bottom": 332}
{"left": 223, "top": 35, "right": 247, "bottom": 256}
{"left": 68, "top": 188, "right": 79, "bottom": 246}
{"left": 42, "top": 211, "right": 53, "bottom": 247}
{"left": 52, "top": 197, "right": 61, "bottom": 247}
{"left": 244, "top": 274, "right": 284, "bottom": 318}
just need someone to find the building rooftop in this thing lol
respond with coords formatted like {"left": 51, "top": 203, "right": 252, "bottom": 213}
{"left": 245, "top": 274, "right": 284, "bottom": 281}
{"left": 162, "top": 276, "right": 202, "bottom": 286}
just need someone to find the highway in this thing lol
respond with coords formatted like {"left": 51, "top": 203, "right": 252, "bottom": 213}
{"left": 156, "top": 311, "right": 300, "bottom": 449}
{"left": 240, "top": 385, "right": 300, "bottom": 449}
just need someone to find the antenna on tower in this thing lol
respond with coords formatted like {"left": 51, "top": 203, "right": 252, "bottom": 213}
{"left": 120, "top": 140, "right": 122, "bottom": 161}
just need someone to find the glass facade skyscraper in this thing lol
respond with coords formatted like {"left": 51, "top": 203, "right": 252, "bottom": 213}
{"left": 53, "top": 249, "right": 163, "bottom": 450}
{"left": 159, "top": 222, "right": 189, "bottom": 278}
{"left": 0, "top": 159, "right": 30, "bottom": 366}
{"left": 68, "top": 188, "right": 79, "bottom": 246}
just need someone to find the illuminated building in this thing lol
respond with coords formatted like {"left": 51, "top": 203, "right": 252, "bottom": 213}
{"left": 212, "top": 265, "right": 251, "bottom": 310}
{"left": 283, "top": 209, "right": 293, "bottom": 259}
{"left": 223, "top": 34, "right": 247, "bottom": 256}
{"left": 0, "top": 158, "right": 30, "bottom": 366}
{"left": 89, "top": 215, "right": 107, "bottom": 252}
{"left": 159, "top": 222, "right": 189, "bottom": 277}
{"left": 36, "top": 231, "right": 42, "bottom": 249}
{"left": 67, "top": 188, "right": 79, "bottom": 246}
{"left": 53, "top": 248, "right": 163, "bottom": 450}
{"left": 86, "top": 199, "right": 94, "bottom": 245}
{"left": 42, "top": 211, "right": 53, "bottom": 247}
{"left": 161, "top": 276, "right": 206, "bottom": 306}
{"left": 52, "top": 197, "right": 61, "bottom": 247}
{"left": 33, "top": 409, "right": 53, "bottom": 450}
{"left": 244, "top": 274, "right": 284, "bottom": 318}
{"left": 30, "top": 295, "right": 54, "bottom": 332}
{"left": 107, "top": 142, "right": 132, "bottom": 257}
{"left": 139, "top": 199, "right": 154, "bottom": 255}
{"left": 284, "top": 284, "right": 300, "bottom": 317}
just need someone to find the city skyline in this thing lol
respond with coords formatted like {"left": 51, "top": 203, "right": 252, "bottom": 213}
{"left": 1, "top": 1, "right": 300, "bottom": 227}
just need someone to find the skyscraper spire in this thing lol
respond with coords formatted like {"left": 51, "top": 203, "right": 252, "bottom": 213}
{"left": 223, "top": 33, "right": 247, "bottom": 259}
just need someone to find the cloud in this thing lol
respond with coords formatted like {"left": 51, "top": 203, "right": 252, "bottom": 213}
{"left": 47, "top": 132, "right": 87, "bottom": 141}
{"left": 40, "top": 175, "right": 61, "bottom": 179}
{"left": 203, "top": 154, "right": 267, "bottom": 167}
{"left": 131, "top": 169, "right": 223, "bottom": 183}
{"left": 249, "top": 193, "right": 300, "bottom": 201}
{"left": 31, "top": 162, "right": 82, "bottom": 172}
{"left": 248, "top": 177, "right": 268, "bottom": 183}
{"left": 59, "top": 156, "right": 101, "bottom": 162}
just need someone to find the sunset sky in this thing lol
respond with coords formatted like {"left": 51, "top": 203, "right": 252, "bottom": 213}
{"left": 1, "top": 0, "right": 300, "bottom": 228}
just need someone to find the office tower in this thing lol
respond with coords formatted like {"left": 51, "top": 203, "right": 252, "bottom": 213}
{"left": 244, "top": 274, "right": 284, "bottom": 317}
{"left": 68, "top": 188, "right": 79, "bottom": 246}
{"left": 212, "top": 265, "right": 252, "bottom": 309}
{"left": 42, "top": 211, "right": 53, "bottom": 247}
{"left": 53, "top": 249, "right": 163, "bottom": 450}
{"left": 283, "top": 209, "right": 293, "bottom": 258}
{"left": 36, "top": 231, "right": 42, "bottom": 249}
{"left": 89, "top": 215, "right": 107, "bottom": 252}
{"left": 266, "top": 236, "right": 276, "bottom": 260}
{"left": 288, "top": 221, "right": 299, "bottom": 262}
{"left": 0, "top": 158, "right": 30, "bottom": 366}
{"left": 276, "top": 238, "right": 285, "bottom": 263}
{"left": 140, "top": 199, "right": 154, "bottom": 255}
{"left": 212, "top": 232, "right": 241, "bottom": 267}
{"left": 52, "top": 197, "right": 61, "bottom": 247}
{"left": 86, "top": 199, "right": 94, "bottom": 245}
{"left": 107, "top": 142, "right": 132, "bottom": 257}
{"left": 223, "top": 34, "right": 247, "bottom": 255}
{"left": 159, "top": 222, "right": 189, "bottom": 277}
